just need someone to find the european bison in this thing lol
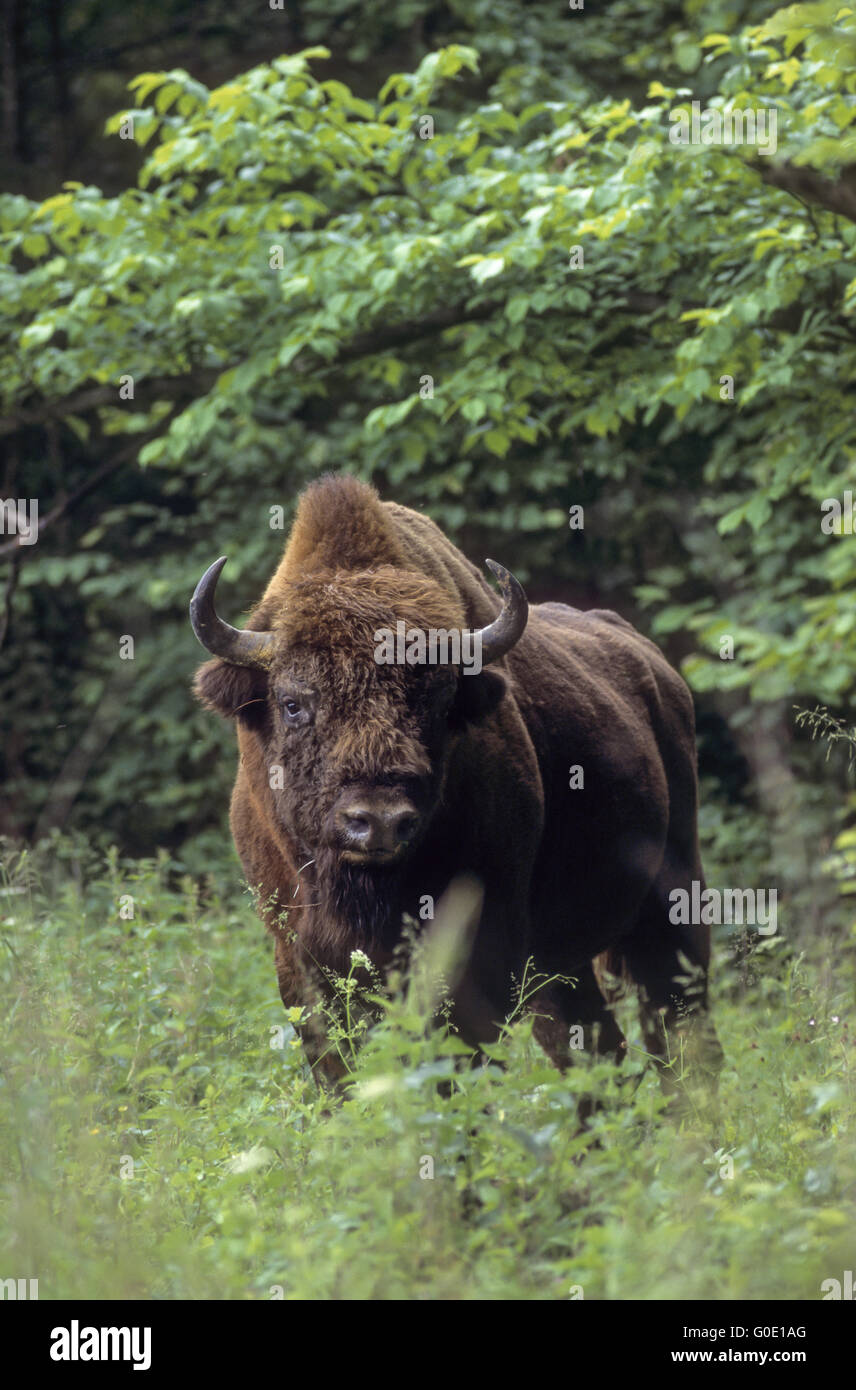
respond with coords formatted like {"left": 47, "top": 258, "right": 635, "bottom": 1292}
{"left": 191, "top": 475, "right": 721, "bottom": 1086}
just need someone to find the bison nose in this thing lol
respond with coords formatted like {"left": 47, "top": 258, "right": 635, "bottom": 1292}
{"left": 336, "top": 798, "right": 420, "bottom": 855}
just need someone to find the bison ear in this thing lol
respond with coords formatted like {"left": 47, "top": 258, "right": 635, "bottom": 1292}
{"left": 450, "top": 669, "right": 507, "bottom": 726}
{"left": 194, "top": 659, "right": 269, "bottom": 728}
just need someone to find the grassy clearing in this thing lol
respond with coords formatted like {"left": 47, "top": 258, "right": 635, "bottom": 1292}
{"left": 1, "top": 838, "right": 854, "bottom": 1301}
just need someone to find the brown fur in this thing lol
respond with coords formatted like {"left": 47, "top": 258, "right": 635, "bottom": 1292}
{"left": 194, "top": 475, "right": 722, "bottom": 1087}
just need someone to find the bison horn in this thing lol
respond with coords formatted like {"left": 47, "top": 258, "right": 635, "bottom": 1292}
{"left": 190, "top": 557, "right": 275, "bottom": 667}
{"left": 477, "top": 559, "right": 528, "bottom": 665}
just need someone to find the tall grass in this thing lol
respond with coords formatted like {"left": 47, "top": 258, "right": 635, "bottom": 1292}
{"left": 1, "top": 837, "right": 854, "bottom": 1300}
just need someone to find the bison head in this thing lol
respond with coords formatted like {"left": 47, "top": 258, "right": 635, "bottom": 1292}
{"left": 191, "top": 556, "right": 526, "bottom": 946}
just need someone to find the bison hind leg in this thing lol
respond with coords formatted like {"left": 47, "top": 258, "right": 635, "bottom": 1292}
{"left": 617, "top": 886, "right": 724, "bottom": 1095}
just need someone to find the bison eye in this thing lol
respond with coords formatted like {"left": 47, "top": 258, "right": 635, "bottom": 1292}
{"left": 280, "top": 696, "right": 310, "bottom": 727}
{"left": 277, "top": 688, "right": 315, "bottom": 727}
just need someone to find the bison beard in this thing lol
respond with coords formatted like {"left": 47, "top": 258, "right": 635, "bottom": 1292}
{"left": 191, "top": 472, "right": 723, "bottom": 1092}
{"left": 316, "top": 850, "right": 408, "bottom": 955}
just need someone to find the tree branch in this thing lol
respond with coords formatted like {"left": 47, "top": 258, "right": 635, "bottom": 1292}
{"left": 0, "top": 371, "right": 219, "bottom": 437}
{"left": 748, "top": 159, "right": 856, "bottom": 225}
{"left": 0, "top": 292, "right": 670, "bottom": 440}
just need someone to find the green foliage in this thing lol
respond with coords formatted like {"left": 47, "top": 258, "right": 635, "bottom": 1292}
{"left": 1, "top": 842, "right": 854, "bottom": 1299}
{"left": 3, "top": 0, "right": 856, "bottom": 1311}
{"left": 1, "top": 0, "right": 855, "bottom": 885}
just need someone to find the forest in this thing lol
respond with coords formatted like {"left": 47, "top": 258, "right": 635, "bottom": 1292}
{"left": 1, "top": 0, "right": 855, "bottom": 1311}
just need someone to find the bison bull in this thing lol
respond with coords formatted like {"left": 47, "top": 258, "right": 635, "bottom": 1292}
{"left": 191, "top": 475, "right": 722, "bottom": 1086}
